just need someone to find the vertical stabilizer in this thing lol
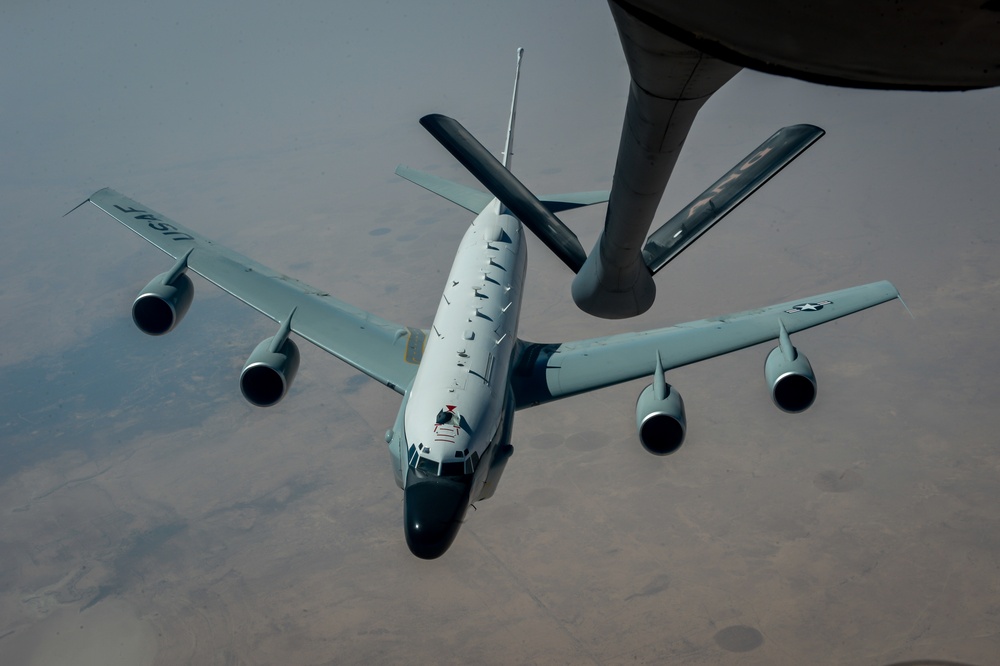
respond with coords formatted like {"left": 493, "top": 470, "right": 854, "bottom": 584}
{"left": 501, "top": 48, "right": 524, "bottom": 170}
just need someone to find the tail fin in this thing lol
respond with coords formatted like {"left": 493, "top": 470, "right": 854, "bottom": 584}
{"left": 501, "top": 48, "right": 524, "bottom": 170}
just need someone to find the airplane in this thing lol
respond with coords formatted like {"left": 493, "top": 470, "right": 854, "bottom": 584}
{"left": 570, "top": 0, "right": 999, "bottom": 319}
{"left": 609, "top": 0, "right": 1000, "bottom": 91}
{"left": 67, "top": 50, "right": 900, "bottom": 559}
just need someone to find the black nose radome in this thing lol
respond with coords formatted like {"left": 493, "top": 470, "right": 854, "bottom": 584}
{"left": 403, "top": 478, "right": 470, "bottom": 559}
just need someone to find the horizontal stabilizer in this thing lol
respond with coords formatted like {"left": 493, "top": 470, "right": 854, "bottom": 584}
{"left": 540, "top": 190, "right": 610, "bottom": 214}
{"left": 419, "top": 113, "right": 587, "bottom": 273}
{"left": 395, "top": 165, "right": 608, "bottom": 217}
{"left": 395, "top": 165, "right": 493, "bottom": 214}
{"left": 642, "top": 124, "right": 825, "bottom": 275}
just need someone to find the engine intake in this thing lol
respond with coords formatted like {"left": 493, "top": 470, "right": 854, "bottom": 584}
{"left": 636, "top": 381, "right": 687, "bottom": 456}
{"left": 765, "top": 345, "right": 817, "bottom": 413}
{"left": 132, "top": 272, "right": 194, "bottom": 335}
{"left": 240, "top": 337, "right": 300, "bottom": 407}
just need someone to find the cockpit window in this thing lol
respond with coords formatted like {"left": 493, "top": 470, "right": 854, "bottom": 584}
{"left": 416, "top": 456, "right": 439, "bottom": 475}
{"left": 410, "top": 454, "right": 472, "bottom": 478}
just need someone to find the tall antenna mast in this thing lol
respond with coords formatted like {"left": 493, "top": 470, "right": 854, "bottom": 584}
{"left": 501, "top": 48, "right": 524, "bottom": 170}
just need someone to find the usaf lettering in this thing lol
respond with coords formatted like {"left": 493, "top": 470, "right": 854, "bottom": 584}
{"left": 113, "top": 204, "right": 193, "bottom": 241}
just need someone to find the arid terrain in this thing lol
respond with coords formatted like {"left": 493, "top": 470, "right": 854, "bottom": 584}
{"left": 1, "top": 2, "right": 998, "bottom": 664}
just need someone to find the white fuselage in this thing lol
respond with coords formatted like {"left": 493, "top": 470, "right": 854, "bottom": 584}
{"left": 403, "top": 201, "right": 527, "bottom": 487}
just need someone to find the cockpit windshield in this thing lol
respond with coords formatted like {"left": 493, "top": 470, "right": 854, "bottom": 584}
{"left": 408, "top": 444, "right": 476, "bottom": 478}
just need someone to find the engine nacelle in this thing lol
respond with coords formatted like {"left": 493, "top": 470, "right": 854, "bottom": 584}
{"left": 132, "top": 272, "right": 194, "bottom": 336}
{"left": 240, "top": 337, "right": 300, "bottom": 407}
{"left": 765, "top": 345, "right": 817, "bottom": 413}
{"left": 636, "top": 381, "right": 687, "bottom": 456}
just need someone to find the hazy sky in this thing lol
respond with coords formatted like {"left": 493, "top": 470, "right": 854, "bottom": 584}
{"left": 2, "top": 1, "right": 999, "bottom": 664}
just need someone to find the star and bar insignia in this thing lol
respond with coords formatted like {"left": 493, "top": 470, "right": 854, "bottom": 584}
{"left": 785, "top": 300, "right": 832, "bottom": 314}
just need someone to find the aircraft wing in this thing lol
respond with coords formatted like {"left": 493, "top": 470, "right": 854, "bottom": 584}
{"left": 512, "top": 281, "right": 899, "bottom": 407}
{"left": 82, "top": 188, "right": 423, "bottom": 393}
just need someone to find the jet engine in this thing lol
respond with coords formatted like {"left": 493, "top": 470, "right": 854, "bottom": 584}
{"left": 764, "top": 323, "right": 817, "bottom": 413}
{"left": 635, "top": 378, "right": 687, "bottom": 456}
{"left": 132, "top": 271, "right": 194, "bottom": 336}
{"left": 240, "top": 335, "right": 300, "bottom": 407}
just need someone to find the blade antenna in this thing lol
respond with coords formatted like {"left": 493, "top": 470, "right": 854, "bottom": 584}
{"left": 63, "top": 196, "right": 93, "bottom": 217}
{"left": 897, "top": 292, "right": 915, "bottom": 320}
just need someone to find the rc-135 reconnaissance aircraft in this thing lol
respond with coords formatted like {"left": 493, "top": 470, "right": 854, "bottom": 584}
{"left": 70, "top": 50, "right": 899, "bottom": 558}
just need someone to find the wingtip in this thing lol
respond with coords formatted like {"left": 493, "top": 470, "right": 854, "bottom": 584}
{"left": 873, "top": 280, "right": 911, "bottom": 318}
{"left": 419, "top": 113, "right": 448, "bottom": 128}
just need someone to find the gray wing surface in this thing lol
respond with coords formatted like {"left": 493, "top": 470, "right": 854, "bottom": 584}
{"left": 512, "top": 281, "right": 899, "bottom": 408}
{"left": 85, "top": 188, "right": 421, "bottom": 393}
